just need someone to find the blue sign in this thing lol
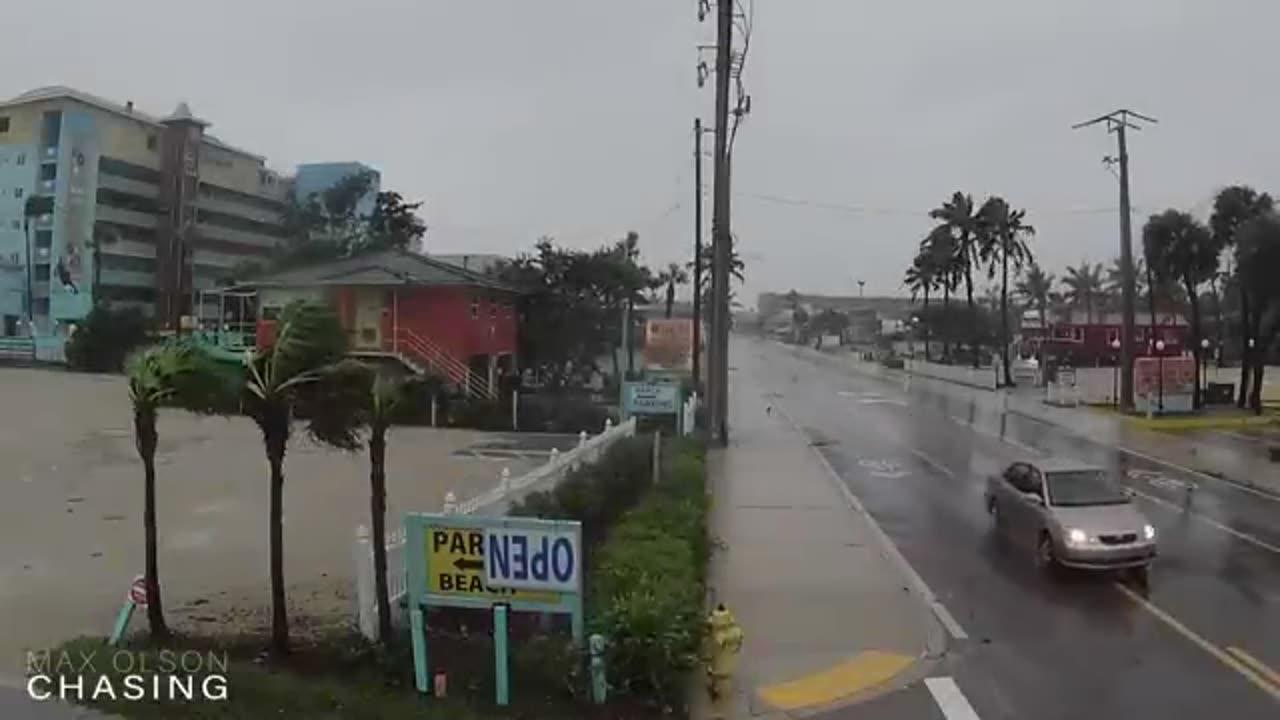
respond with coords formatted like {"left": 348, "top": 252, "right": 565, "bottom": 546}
{"left": 485, "top": 526, "right": 580, "bottom": 593}
{"left": 621, "top": 381, "right": 681, "bottom": 416}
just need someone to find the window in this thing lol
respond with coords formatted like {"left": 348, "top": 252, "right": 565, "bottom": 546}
{"left": 35, "top": 231, "right": 52, "bottom": 248}
{"left": 15, "top": 153, "right": 25, "bottom": 166}
{"left": 34, "top": 265, "right": 50, "bottom": 282}
{"left": 0, "top": 116, "right": 9, "bottom": 133}
{"left": 146, "top": 134, "right": 158, "bottom": 151}
{"left": 489, "top": 298, "right": 497, "bottom": 319}
{"left": 39, "top": 165, "right": 56, "bottom": 181}
{"left": 99, "top": 156, "right": 161, "bottom": 184}
{"left": 471, "top": 297, "right": 480, "bottom": 319}
{"left": 13, "top": 188, "right": 22, "bottom": 199}
{"left": 1004, "top": 463, "right": 1042, "bottom": 495}
{"left": 1072, "top": 327, "right": 1083, "bottom": 342}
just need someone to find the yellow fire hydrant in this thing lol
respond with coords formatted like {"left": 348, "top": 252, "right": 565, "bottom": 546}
{"left": 704, "top": 603, "right": 744, "bottom": 707}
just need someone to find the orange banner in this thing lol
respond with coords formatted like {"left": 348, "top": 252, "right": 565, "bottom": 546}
{"left": 1134, "top": 356, "right": 1194, "bottom": 397}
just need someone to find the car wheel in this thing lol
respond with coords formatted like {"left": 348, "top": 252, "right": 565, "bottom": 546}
{"left": 1035, "top": 534, "right": 1058, "bottom": 574}
{"left": 1130, "top": 565, "right": 1150, "bottom": 588}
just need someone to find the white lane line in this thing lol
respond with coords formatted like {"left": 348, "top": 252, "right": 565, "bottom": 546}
{"left": 770, "top": 402, "right": 969, "bottom": 643}
{"left": 944, "top": 413, "right": 1046, "bottom": 457}
{"left": 910, "top": 449, "right": 956, "bottom": 479}
{"left": 1127, "top": 487, "right": 1280, "bottom": 556}
{"left": 925, "top": 677, "right": 983, "bottom": 720}
{"left": 1115, "top": 443, "right": 1280, "bottom": 504}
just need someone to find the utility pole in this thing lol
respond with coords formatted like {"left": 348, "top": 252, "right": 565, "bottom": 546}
{"left": 1073, "top": 109, "right": 1156, "bottom": 411}
{"left": 709, "top": 0, "right": 733, "bottom": 445}
{"left": 692, "top": 117, "right": 704, "bottom": 392}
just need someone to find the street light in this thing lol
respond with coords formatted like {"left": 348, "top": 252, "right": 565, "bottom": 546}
{"left": 1200, "top": 337, "right": 1210, "bottom": 401}
{"left": 1111, "top": 338, "right": 1121, "bottom": 407}
{"left": 1155, "top": 339, "right": 1167, "bottom": 413}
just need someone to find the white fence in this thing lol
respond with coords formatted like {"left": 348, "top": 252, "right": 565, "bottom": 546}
{"left": 352, "top": 416, "right": 638, "bottom": 640}
{"left": 905, "top": 359, "right": 999, "bottom": 389}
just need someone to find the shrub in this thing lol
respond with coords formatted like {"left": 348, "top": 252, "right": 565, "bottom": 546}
{"left": 65, "top": 304, "right": 151, "bottom": 372}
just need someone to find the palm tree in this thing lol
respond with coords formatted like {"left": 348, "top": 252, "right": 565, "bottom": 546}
{"left": 904, "top": 251, "right": 936, "bottom": 360}
{"left": 1144, "top": 210, "right": 1221, "bottom": 407}
{"left": 929, "top": 192, "right": 983, "bottom": 367}
{"left": 352, "top": 368, "right": 408, "bottom": 642}
{"left": 1210, "top": 186, "right": 1274, "bottom": 408}
{"left": 127, "top": 340, "right": 233, "bottom": 640}
{"left": 657, "top": 262, "right": 689, "bottom": 318}
{"left": 920, "top": 226, "right": 960, "bottom": 362}
{"left": 977, "top": 197, "right": 1035, "bottom": 387}
{"left": 1016, "top": 262, "right": 1054, "bottom": 332}
{"left": 1228, "top": 211, "right": 1280, "bottom": 414}
{"left": 1061, "top": 262, "right": 1105, "bottom": 324}
{"left": 241, "top": 301, "right": 364, "bottom": 655}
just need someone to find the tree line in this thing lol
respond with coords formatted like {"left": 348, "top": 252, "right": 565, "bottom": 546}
{"left": 904, "top": 185, "right": 1280, "bottom": 411}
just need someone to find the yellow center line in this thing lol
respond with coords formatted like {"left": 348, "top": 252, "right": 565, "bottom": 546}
{"left": 1227, "top": 647, "right": 1280, "bottom": 690}
{"left": 757, "top": 651, "right": 916, "bottom": 711}
{"left": 1114, "top": 583, "right": 1280, "bottom": 702}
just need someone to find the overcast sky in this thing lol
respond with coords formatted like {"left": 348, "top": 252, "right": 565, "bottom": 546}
{"left": 7, "top": 1, "right": 1280, "bottom": 307}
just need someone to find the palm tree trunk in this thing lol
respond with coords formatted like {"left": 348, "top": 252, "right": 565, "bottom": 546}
{"left": 369, "top": 427, "right": 392, "bottom": 642}
{"left": 1001, "top": 247, "right": 1012, "bottom": 387}
{"left": 134, "top": 407, "right": 170, "bottom": 640}
{"left": 1237, "top": 289, "right": 1251, "bottom": 408}
{"left": 922, "top": 287, "right": 931, "bottom": 362}
{"left": 1185, "top": 277, "right": 1203, "bottom": 409}
{"left": 964, "top": 266, "right": 978, "bottom": 369}
{"left": 1248, "top": 314, "right": 1267, "bottom": 414}
{"left": 665, "top": 283, "right": 675, "bottom": 318}
{"left": 266, "top": 430, "right": 289, "bottom": 656}
{"left": 942, "top": 285, "right": 952, "bottom": 363}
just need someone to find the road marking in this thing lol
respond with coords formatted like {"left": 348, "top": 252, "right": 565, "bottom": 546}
{"left": 858, "top": 458, "right": 908, "bottom": 479}
{"left": 757, "top": 651, "right": 916, "bottom": 711}
{"left": 769, "top": 401, "right": 968, "bottom": 644}
{"left": 1126, "top": 486, "right": 1280, "bottom": 555}
{"left": 1114, "top": 584, "right": 1280, "bottom": 701}
{"left": 1115, "top": 443, "right": 1280, "bottom": 503}
{"left": 1227, "top": 647, "right": 1280, "bottom": 689}
{"left": 910, "top": 449, "right": 956, "bottom": 479}
{"left": 925, "top": 677, "right": 983, "bottom": 720}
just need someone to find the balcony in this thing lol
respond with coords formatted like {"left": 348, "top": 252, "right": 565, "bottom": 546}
{"left": 196, "top": 194, "right": 282, "bottom": 226}
{"left": 99, "top": 268, "right": 156, "bottom": 288}
{"left": 95, "top": 204, "right": 158, "bottom": 229}
{"left": 98, "top": 173, "right": 159, "bottom": 199}
{"left": 195, "top": 222, "right": 282, "bottom": 251}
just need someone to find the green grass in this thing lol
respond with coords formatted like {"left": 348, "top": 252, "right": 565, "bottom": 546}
{"left": 1088, "top": 405, "right": 1280, "bottom": 431}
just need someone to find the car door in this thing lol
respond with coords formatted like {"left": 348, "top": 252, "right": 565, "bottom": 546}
{"left": 1003, "top": 463, "right": 1041, "bottom": 547}
{"left": 1012, "top": 464, "right": 1049, "bottom": 548}
{"left": 993, "top": 463, "right": 1027, "bottom": 537}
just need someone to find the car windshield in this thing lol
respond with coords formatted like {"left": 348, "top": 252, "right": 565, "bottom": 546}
{"left": 1045, "top": 470, "right": 1129, "bottom": 506}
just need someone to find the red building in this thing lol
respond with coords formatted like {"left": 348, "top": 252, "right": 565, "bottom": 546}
{"left": 242, "top": 250, "right": 521, "bottom": 398}
{"left": 1020, "top": 310, "right": 1190, "bottom": 366}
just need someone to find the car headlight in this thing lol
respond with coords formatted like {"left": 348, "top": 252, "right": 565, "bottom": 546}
{"left": 1143, "top": 524, "right": 1156, "bottom": 541}
{"left": 1067, "top": 528, "right": 1088, "bottom": 546}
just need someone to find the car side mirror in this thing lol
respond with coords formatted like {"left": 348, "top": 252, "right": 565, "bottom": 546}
{"left": 1024, "top": 492, "right": 1044, "bottom": 506}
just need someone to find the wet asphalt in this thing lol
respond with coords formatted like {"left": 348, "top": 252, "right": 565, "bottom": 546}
{"left": 740, "top": 337, "right": 1279, "bottom": 719}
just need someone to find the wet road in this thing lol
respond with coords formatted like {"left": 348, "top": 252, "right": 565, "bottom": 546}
{"left": 739, "top": 337, "right": 1280, "bottom": 719}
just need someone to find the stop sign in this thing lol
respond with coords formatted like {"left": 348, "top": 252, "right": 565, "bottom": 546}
{"left": 129, "top": 575, "right": 148, "bottom": 606}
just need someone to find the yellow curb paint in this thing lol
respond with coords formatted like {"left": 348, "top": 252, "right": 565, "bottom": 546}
{"left": 1227, "top": 647, "right": 1280, "bottom": 690}
{"left": 756, "top": 651, "right": 915, "bottom": 711}
{"left": 1115, "top": 584, "right": 1280, "bottom": 701}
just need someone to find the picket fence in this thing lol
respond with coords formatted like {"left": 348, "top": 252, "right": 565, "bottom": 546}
{"left": 352, "top": 416, "right": 638, "bottom": 640}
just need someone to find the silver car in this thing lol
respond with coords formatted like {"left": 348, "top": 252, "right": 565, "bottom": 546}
{"left": 985, "top": 459, "right": 1157, "bottom": 582}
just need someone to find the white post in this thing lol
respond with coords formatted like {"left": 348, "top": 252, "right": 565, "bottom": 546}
{"left": 652, "top": 430, "right": 661, "bottom": 486}
{"left": 500, "top": 467, "right": 511, "bottom": 493}
{"left": 354, "top": 525, "right": 375, "bottom": 641}
{"left": 549, "top": 447, "right": 560, "bottom": 465}
{"left": 604, "top": 417, "right": 613, "bottom": 434}
{"left": 431, "top": 394, "right": 438, "bottom": 428}
{"left": 578, "top": 430, "right": 588, "bottom": 448}
{"left": 443, "top": 491, "right": 458, "bottom": 515}
{"left": 512, "top": 390, "right": 519, "bottom": 431}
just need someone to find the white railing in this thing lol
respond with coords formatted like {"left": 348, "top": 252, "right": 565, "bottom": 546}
{"left": 352, "top": 416, "right": 637, "bottom": 640}
{"left": 682, "top": 392, "right": 698, "bottom": 436}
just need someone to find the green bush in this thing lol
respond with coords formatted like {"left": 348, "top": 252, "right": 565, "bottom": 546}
{"left": 65, "top": 304, "right": 152, "bottom": 372}
{"left": 588, "top": 438, "right": 708, "bottom": 708}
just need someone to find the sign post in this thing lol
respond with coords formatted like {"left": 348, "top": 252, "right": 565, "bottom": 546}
{"left": 404, "top": 513, "right": 584, "bottom": 699}
{"left": 108, "top": 575, "right": 147, "bottom": 646}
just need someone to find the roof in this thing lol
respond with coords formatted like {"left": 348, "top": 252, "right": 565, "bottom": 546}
{"left": 1033, "top": 458, "right": 1104, "bottom": 473}
{"left": 2, "top": 86, "right": 265, "bottom": 162}
{"left": 431, "top": 253, "right": 508, "bottom": 274}
{"left": 238, "top": 249, "right": 523, "bottom": 293}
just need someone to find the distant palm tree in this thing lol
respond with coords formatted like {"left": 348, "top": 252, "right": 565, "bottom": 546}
{"left": 930, "top": 192, "right": 982, "bottom": 367}
{"left": 977, "top": 197, "right": 1035, "bottom": 386}
{"left": 1016, "top": 262, "right": 1054, "bottom": 332}
{"left": 127, "top": 341, "right": 233, "bottom": 640}
{"left": 241, "top": 302, "right": 365, "bottom": 655}
{"left": 920, "top": 226, "right": 960, "bottom": 362}
{"left": 1143, "top": 210, "right": 1220, "bottom": 408}
{"left": 904, "top": 251, "right": 936, "bottom": 361}
{"left": 656, "top": 262, "right": 689, "bottom": 318}
{"left": 1210, "top": 186, "right": 1274, "bottom": 408}
{"left": 1061, "top": 262, "right": 1106, "bottom": 324}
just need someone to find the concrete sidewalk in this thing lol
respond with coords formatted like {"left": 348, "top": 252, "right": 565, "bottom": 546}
{"left": 692, "top": 372, "right": 941, "bottom": 718}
